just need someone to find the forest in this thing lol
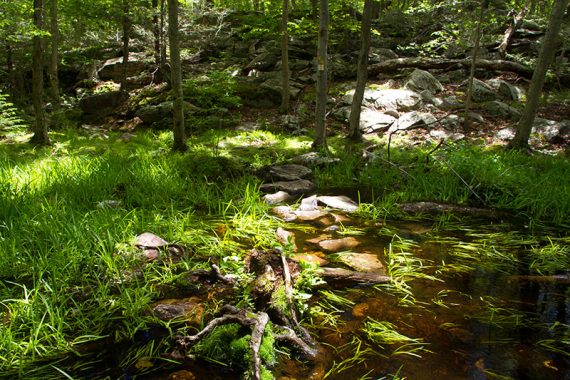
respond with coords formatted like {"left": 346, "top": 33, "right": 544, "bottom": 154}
{"left": 1, "top": 0, "right": 569, "bottom": 379}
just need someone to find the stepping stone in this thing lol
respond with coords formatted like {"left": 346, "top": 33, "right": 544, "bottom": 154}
{"left": 336, "top": 252, "right": 385, "bottom": 273}
{"left": 263, "top": 191, "right": 293, "bottom": 205}
{"left": 292, "top": 252, "right": 328, "bottom": 266}
{"left": 260, "top": 179, "right": 316, "bottom": 195}
{"left": 271, "top": 206, "right": 297, "bottom": 221}
{"left": 299, "top": 195, "right": 319, "bottom": 211}
{"left": 267, "top": 164, "right": 312, "bottom": 181}
{"left": 311, "top": 236, "right": 360, "bottom": 252}
{"left": 317, "top": 195, "right": 359, "bottom": 212}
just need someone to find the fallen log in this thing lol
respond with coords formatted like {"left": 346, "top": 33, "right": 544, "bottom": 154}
{"left": 318, "top": 267, "right": 391, "bottom": 284}
{"left": 398, "top": 201, "right": 510, "bottom": 220}
{"left": 368, "top": 57, "right": 534, "bottom": 78}
{"left": 498, "top": 6, "right": 529, "bottom": 58}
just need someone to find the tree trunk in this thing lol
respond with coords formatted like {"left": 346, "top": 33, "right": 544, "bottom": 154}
{"left": 464, "top": 0, "right": 485, "bottom": 127}
{"left": 160, "top": 0, "right": 168, "bottom": 75}
{"left": 121, "top": 0, "right": 130, "bottom": 91}
{"left": 498, "top": 4, "right": 528, "bottom": 58}
{"left": 313, "top": 0, "right": 329, "bottom": 150}
{"left": 280, "top": 0, "right": 290, "bottom": 113}
{"left": 48, "top": 0, "right": 59, "bottom": 107}
{"left": 348, "top": 0, "right": 375, "bottom": 141}
{"left": 168, "top": 0, "right": 187, "bottom": 152}
{"left": 509, "top": 0, "right": 568, "bottom": 150}
{"left": 30, "top": 0, "right": 50, "bottom": 146}
{"left": 152, "top": 0, "right": 160, "bottom": 66}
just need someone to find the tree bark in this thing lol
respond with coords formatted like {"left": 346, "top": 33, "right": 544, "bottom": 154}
{"left": 160, "top": 0, "right": 168, "bottom": 75}
{"left": 368, "top": 57, "right": 535, "bottom": 78}
{"left": 48, "top": 0, "right": 59, "bottom": 108}
{"left": 464, "top": 0, "right": 485, "bottom": 127}
{"left": 280, "top": 0, "right": 290, "bottom": 113}
{"left": 348, "top": 0, "right": 375, "bottom": 141}
{"left": 168, "top": 0, "right": 187, "bottom": 152}
{"left": 121, "top": 0, "right": 131, "bottom": 91}
{"left": 498, "top": 4, "right": 528, "bottom": 58}
{"left": 509, "top": 0, "right": 568, "bottom": 150}
{"left": 313, "top": 0, "right": 329, "bottom": 150}
{"left": 152, "top": 0, "right": 161, "bottom": 66}
{"left": 30, "top": 0, "right": 50, "bottom": 146}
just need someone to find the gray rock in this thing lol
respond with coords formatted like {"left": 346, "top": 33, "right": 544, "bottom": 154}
{"left": 260, "top": 78, "right": 302, "bottom": 100}
{"left": 440, "top": 114, "right": 462, "bottom": 129}
{"left": 487, "top": 79, "right": 525, "bottom": 101}
{"left": 480, "top": 101, "right": 521, "bottom": 120}
{"left": 394, "top": 112, "right": 437, "bottom": 131}
{"left": 405, "top": 69, "right": 444, "bottom": 95}
{"left": 343, "top": 88, "right": 422, "bottom": 111}
{"left": 246, "top": 51, "right": 279, "bottom": 71}
{"left": 441, "top": 95, "right": 463, "bottom": 109}
{"left": 136, "top": 102, "right": 173, "bottom": 125}
{"left": 467, "top": 112, "right": 486, "bottom": 124}
{"left": 464, "top": 78, "right": 498, "bottom": 103}
{"left": 260, "top": 179, "right": 316, "bottom": 195}
{"left": 290, "top": 152, "right": 341, "bottom": 167}
{"left": 79, "top": 91, "right": 128, "bottom": 118}
{"left": 299, "top": 195, "right": 319, "bottom": 211}
{"left": 496, "top": 127, "right": 516, "bottom": 140}
{"left": 532, "top": 118, "right": 570, "bottom": 142}
{"left": 368, "top": 47, "right": 398, "bottom": 64}
{"left": 267, "top": 164, "right": 312, "bottom": 181}
{"left": 360, "top": 109, "right": 397, "bottom": 133}
{"left": 429, "top": 129, "right": 465, "bottom": 141}
{"left": 317, "top": 195, "right": 359, "bottom": 212}
{"left": 98, "top": 56, "right": 147, "bottom": 82}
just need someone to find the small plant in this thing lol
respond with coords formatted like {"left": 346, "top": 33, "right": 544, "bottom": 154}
{"left": 183, "top": 70, "right": 241, "bottom": 110}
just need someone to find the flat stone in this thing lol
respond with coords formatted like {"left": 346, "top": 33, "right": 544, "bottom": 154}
{"left": 343, "top": 88, "right": 422, "bottom": 111}
{"left": 318, "top": 237, "right": 360, "bottom": 252}
{"left": 263, "top": 191, "right": 293, "bottom": 205}
{"left": 295, "top": 209, "right": 327, "bottom": 221}
{"left": 276, "top": 227, "right": 297, "bottom": 251}
{"left": 260, "top": 179, "right": 316, "bottom": 195}
{"left": 336, "top": 252, "right": 385, "bottom": 273}
{"left": 290, "top": 152, "right": 340, "bottom": 167}
{"left": 271, "top": 206, "right": 297, "bottom": 221}
{"left": 393, "top": 112, "right": 437, "bottom": 131}
{"left": 496, "top": 127, "right": 516, "bottom": 140}
{"left": 317, "top": 195, "right": 359, "bottom": 212}
{"left": 292, "top": 252, "right": 328, "bottom": 266}
{"left": 359, "top": 109, "right": 397, "bottom": 133}
{"left": 299, "top": 195, "right": 319, "bottom": 211}
{"left": 267, "top": 164, "right": 312, "bottom": 181}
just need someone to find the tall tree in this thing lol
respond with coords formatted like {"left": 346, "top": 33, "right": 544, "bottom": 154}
{"left": 313, "top": 0, "right": 329, "bottom": 150}
{"left": 120, "top": 0, "right": 131, "bottom": 91}
{"left": 348, "top": 0, "right": 376, "bottom": 141}
{"left": 509, "top": 0, "right": 569, "bottom": 150}
{"left": 168, "top": 0, "right": 187, "bottom": 152}
{"left": 463, "top": 0, "right": 486, "bottom": 127}
{"left": 152, "top": 0, "right": 160, "bottom": 66}
{"left": 30, "top": 0, "right": 50, "bottom": 145}
{"left": 280, "top": 0, "right": 290, "bottom": 113}
{"left": 48, "top": 0, "right": 59, "bottom": 107}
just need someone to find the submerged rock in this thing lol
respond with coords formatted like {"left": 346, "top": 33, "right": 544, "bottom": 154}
{"left": 336, "top": 252, "right": 385, "bottom": 273}
{"left": 313, "top": 237, "right": 360, "bottom": 252}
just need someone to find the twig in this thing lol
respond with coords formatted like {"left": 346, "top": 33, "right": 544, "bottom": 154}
{"left": 274, "top": 326, "right": 318, "bottom": 359}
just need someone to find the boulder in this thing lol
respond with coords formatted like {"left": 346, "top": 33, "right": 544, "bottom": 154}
{"left": 480, "top": 101, "right": 521, "bottom": 120}
{"left": 290, "top": 152, "right": 341, "bottom": 167}
{"left": 532, "top": 118, "right": 570, "bottom": 142}
{"left": 98, "top": 56, "right": 147, "bottom": 82}
{"left": 464, "top": 78, "right": 498, "bottom": 103}
{"left": 405, "top": 69, "right": 444, "bottom": 95}
{"left": 79, "top": 91, "right": 128, "bottom": 119}
{"left": 308, "top": 236, "right": 360, "bottom": 252}
{"left": 360, "top": 109, "right": 397, "bottom": 133}
{"left": 487, "top": 79, "right": 525, "bottom": 101}
{"left": 393, "top": 111, "right": 437, "bottom": 131}
{"left": 246, "top": 51, "right": 279, "bottom": 71}
{"left": 260, "top": 78, "right": 302, "bottom": 100}
{"left": 368, "top": 47, "right": 398, "bottom": 64}
{"left": 263, "top": 191, "right": 293, "bottom": 205}
{"left": 343, "top": 88, "right": 422, "bottom": 111}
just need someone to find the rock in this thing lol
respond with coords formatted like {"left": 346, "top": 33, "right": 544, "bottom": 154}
{"left": 359, "top": 109, "right": 397, "bottom": 133}
{"left": 271, "top": 206, "right": 297, "bottom": 221}
{"left": 440, "top": 114, "right": 462, "bottom": 129}
{"left": 135, "top": 101, "right": 173, "bottom": 125}
{"left": 168, "top": 370, "right": 197, "bottom": 380}
{"left": 260, "top": 78, "right": 302, "bottom": 100}
{"left": 487, "top": 79, "right": 525, "bottom": 101}
{"left": 317, "top": 195, "right": 359, "bottom": 212}
{"left": 276, "top": 227, "right": 297, "bottom": 251}
{"left": 267, "top": 164, "right": 312, "bottom": 181}
{"left": 480, "top": 100, "right": 521, "bottom": 120}
{"left": 343, "top": 88, "right": 422, "bottom": 111}
{"left": 98, "top": 56, "right": 147, "bottom": 82}
{"left": 393, "top": 111, "right": 437, "bottom": 131}
{"left": 405, "top": 69, "right": 444, "bottom": 95}
{"left": 150, "top": 298, "right": 203, "bottom": 325}
{"left": 290, "top": 152, "right": 341, "bottom": 167}
{"left": 429, "top": 129, "right": 465, "bottom": 141}
{"left": 315, "top": 237, "right": 360, "bottom": 252}
{"left": 464, "top": 79, "right": 498, "bottom": 103}
{"left": 279, "top": 115, "right": 301, "bottom": 130}
{"left": 260, "top": 179, "right": 316, "bottom": 195}
{"left": 336, "top": 252, "right": 385, "bottom": 273}
{"left": 295, "top": 209, "right": 328, "bottom": 221}
{"left": 467, "top": 112, "right": 485, "bottom": 124}
{"left": 496, "top": 127, "right": 516, "bottom": 140}
{"left": 299, "top": 195, "right": 319, "bottom": 211}
{"left": 419, "top": 90, "right": 444, "bottom": 107}
{"left": 235, "top": 77, "right": 281, "bottom": 108}
{"left": 134, "top": 232, "right": 169, "bottom": 248}
{"left": 532, "top": 118, "right": 570, "bottom": 142}
{"left": 79, "top": 91, "right": 128, "bottom": 119}
{"left": 368, "top": 47, "right": 398, "bottom": 64}
{"left": 292, "top": 252, "right": 328, "bottom": 266}
{"left": 263, "top": 191, "right": 294, "bottom": 205}
{"left": 246, "top": 51, "right": 279, "bottom": 71}
{"left": 441, "top": 95, "right": 463, "bottom": 109}
{"left": 352, "top": 303, "right": 370, "bottom": 318}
